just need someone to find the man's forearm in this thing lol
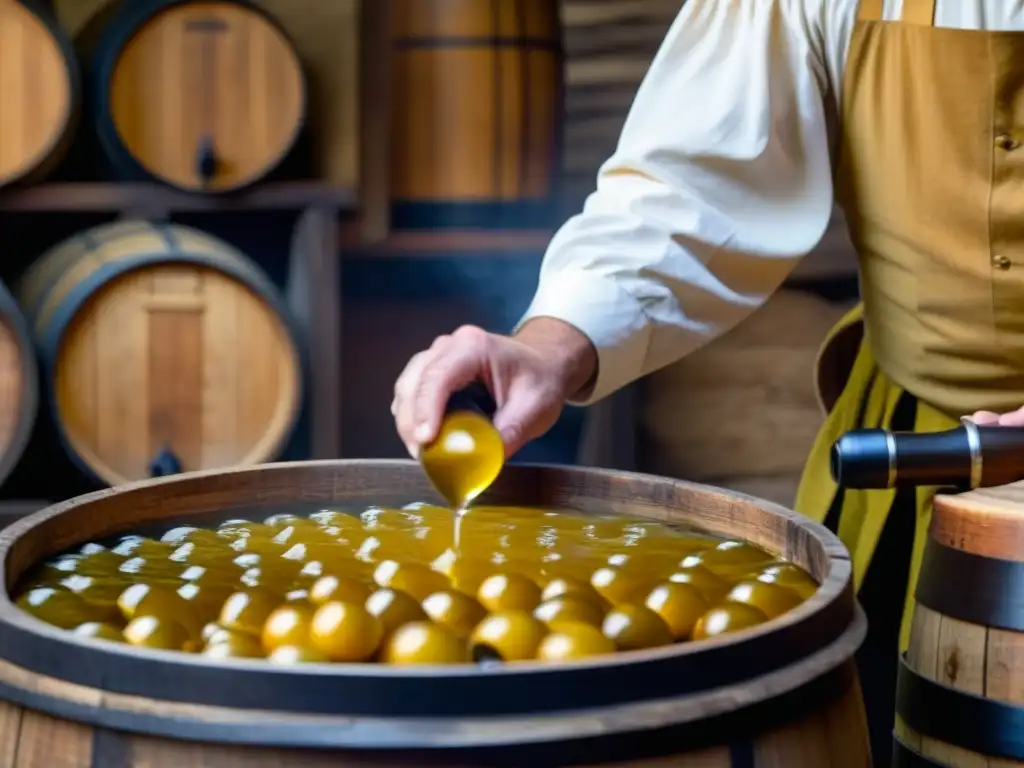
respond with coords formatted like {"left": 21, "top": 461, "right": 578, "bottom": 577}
{"left": 514, "top": 317, "right": 598, "bottom": 401}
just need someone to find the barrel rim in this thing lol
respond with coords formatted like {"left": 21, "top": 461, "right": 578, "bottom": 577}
{"left": 0, "top": 281, "right": 38, "bottom": 486}
{"left": 0, "top": 461, "right": 857, "bottom": 721}
{"left": 90, "top": 0, "right": 308, "bottom": 194}
{"left": 0, "top": 0, "right": 82, "bottom": 188}
{"left": 933, "top": 484, "right": 1024, "bottom": 561}
{"left": 0, "top": 605, "right": 866, "bottom": 752}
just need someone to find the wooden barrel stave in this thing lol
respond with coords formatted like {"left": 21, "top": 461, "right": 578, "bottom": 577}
{"left": 0, "top": 0, "right": 80, "bottom": 187}
{"left": 87, "top": 0, "right": 306, "bottom": 192}
{"left": 15, "top": 221, "right": 302, "bottom": 486}
{"left": 0, "top": 667, "right": 868, "bottom": 767}
{"left": 0, "top": 462, "right": 870, "bottom": 766}
{"left": 0, "top": 282, "right": 38, "bottom": 490}
{"left": 389, "top": 0, "right": 564, "bottom": 230}
{"left": 897, "top": 485, "right": 1024, "bottom": 766}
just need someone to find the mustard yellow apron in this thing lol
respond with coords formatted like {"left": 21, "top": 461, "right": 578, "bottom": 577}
{"left": 793, "top": 0, "right": 1024, "bottom": 760}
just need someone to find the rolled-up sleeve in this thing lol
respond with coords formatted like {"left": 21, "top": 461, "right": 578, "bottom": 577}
{"left": 520, "top": 0, "right": 836, "bottom": 404}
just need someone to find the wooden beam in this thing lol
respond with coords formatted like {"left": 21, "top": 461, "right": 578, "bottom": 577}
{"left": 0, "top": 182, "right": 357, "bottom": 213}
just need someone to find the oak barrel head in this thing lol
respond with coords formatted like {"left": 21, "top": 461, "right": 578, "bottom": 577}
{"left": 14, "top": 220, "right": 303, "bottom": 487}
{"left": 90, "top": 0, "right": 306, "bottom": 192}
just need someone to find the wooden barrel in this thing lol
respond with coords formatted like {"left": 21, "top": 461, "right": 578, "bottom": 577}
{"left": 390, "top": 0, "right": 564, "bottom": 230}
{"left": 0, "top": 0, "right": 80, "bottom": 187}
{"left": 895, "top": 483, "right": 1024, "bottom": 766}
{"left": 15, "top": 220, "right": 303, "bottom": 487}
{"left": 87, "top": 0, "right": 306, "bottom": 192}
{"left": 0, "top": 462, "right": 870, "bottom": 766}
{"left": 0, "top": 281, "right": 38, "bottom": 488}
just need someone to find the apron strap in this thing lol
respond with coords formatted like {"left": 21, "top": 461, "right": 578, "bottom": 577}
{"left": 857, "top": 0, "right": 883, "bottom": 22}
{"left": 900, "top": 0, "right": 937, "bottom": 25}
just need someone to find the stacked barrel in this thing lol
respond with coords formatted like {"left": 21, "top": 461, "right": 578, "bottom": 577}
{"left": 388, "top": 0, "right": 565, "bottom": 230}
{"left": 0, "top": 0, "right": 316, "bottom": 491}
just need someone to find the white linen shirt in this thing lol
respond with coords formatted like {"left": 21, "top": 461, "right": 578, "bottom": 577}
{"left": 520, "top": 0, "right": 1024, "bottom": 404}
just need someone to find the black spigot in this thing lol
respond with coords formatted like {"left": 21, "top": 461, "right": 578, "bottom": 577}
{"left": 149, "top": 447, "right": 183, "bottom": 478}
{"left": 195, "top": 136, "right": 218, "bottom": 184}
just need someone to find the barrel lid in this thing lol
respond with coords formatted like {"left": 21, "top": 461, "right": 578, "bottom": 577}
{"left": 933, "top": 483, "right": 1024, "bottom": 560}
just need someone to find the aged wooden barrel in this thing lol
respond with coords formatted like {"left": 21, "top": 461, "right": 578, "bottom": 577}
{"left": 0, "top": 281, "right": 38, "bottom": 488}
{"left": 389, "top": 0, "right": 564, "bottom": 230}
{"left": 0, "top": 0, "right": 80, "bottom": 187}
{"left": 86, "top": 0, "right": 306, "bottom": 192}
{"left": 0, "top": 461, "right": 869, "bottom": 766}
{"left": 895, "top": 483, "right": 1024, "bottom": 766}
{"left": 15, "top": 220, "right": 302, "bottom": 487}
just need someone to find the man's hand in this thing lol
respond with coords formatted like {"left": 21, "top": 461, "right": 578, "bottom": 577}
{"left": 971, "top": 408, "right": 1024, "bottom": 427}
{"left": 392, "top": 318, "right": 597, "bottom": 458}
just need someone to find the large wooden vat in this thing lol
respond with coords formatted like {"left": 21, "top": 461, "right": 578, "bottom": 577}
{"left": 390, "top": 0, "right": 564, "bottom": 230}
{"left": 0, "top": 0, "right": 80, "bottom": 187}
{"left": 895, "top": 482, "right": 1024, "bottom": 766}
{"left": 15, "top": 220, "right": 302, "bottom": 487}
{"left": 86, "top": 0, "right": 306, "bottom": 192}
{"left": 0, "top": 281, "right": 38, "bottom": 488}
{"left": 0, "top": 461, "right": 869, "bottom": 766}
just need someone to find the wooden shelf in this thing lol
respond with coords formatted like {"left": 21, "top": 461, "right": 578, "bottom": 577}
{"left": 0, "top": 181, "right": 358, "bottom": 214}
{"left": 341, "top": 226, "right": 553, "bottom": 255}
{"left": 340, "top": 221, "right": 860, "bottom": 287}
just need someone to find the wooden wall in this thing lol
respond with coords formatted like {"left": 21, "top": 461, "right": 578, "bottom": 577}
{"left": 560, "top": 0, "right": 683, "bottom": 211}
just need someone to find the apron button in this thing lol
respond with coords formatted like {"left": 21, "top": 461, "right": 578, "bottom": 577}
{"left": 993, "top": 254, "right": 1012, "bottom": 270}
{"left": 996, "top": 134, "right": 1020, "bottom": 150}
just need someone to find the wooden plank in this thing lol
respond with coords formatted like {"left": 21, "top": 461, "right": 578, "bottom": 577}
{"left": 290, "top": 207, "right": 342, "bottom": 459}
{"left": 357, "top": 0, "right": 394, "bottom": 243}
{"left": 0, "top": 182, "right": 357, "bottom": 213}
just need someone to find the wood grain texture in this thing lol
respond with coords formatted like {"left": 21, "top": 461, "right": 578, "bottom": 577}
{"left": 932, "top": 483, "right": 1024, "bottom": 561}
{"left": 0, "top": 680, "right": 869, "bottom": 767}
{"left": 0, "top": 460, "right": 868, "bottom": 766}
{"left": 389, "top": 0, "right": 562, "bottom": 203}
{"left": 560, "top": 0, "right": 680, "bottom": 206}
{"left": 14, "top": 221, "right": 301, "bottom": 487}
{"left": 101, "top": 0, "right": 305, "bottom": 191}
{"left": 638, "top": 290, "right": 851, "bottom": 483}
{"left": 56, "top": 0, "right": 358, "bottom": 187}
{"left": 0, "top": 0, "right": 77, "bottom": 187}
{"left": 261, "top": 0, "right": 359, "bottom": 187}
{"left": 897, "top": 484, "right": 1024, "bottom": 765}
